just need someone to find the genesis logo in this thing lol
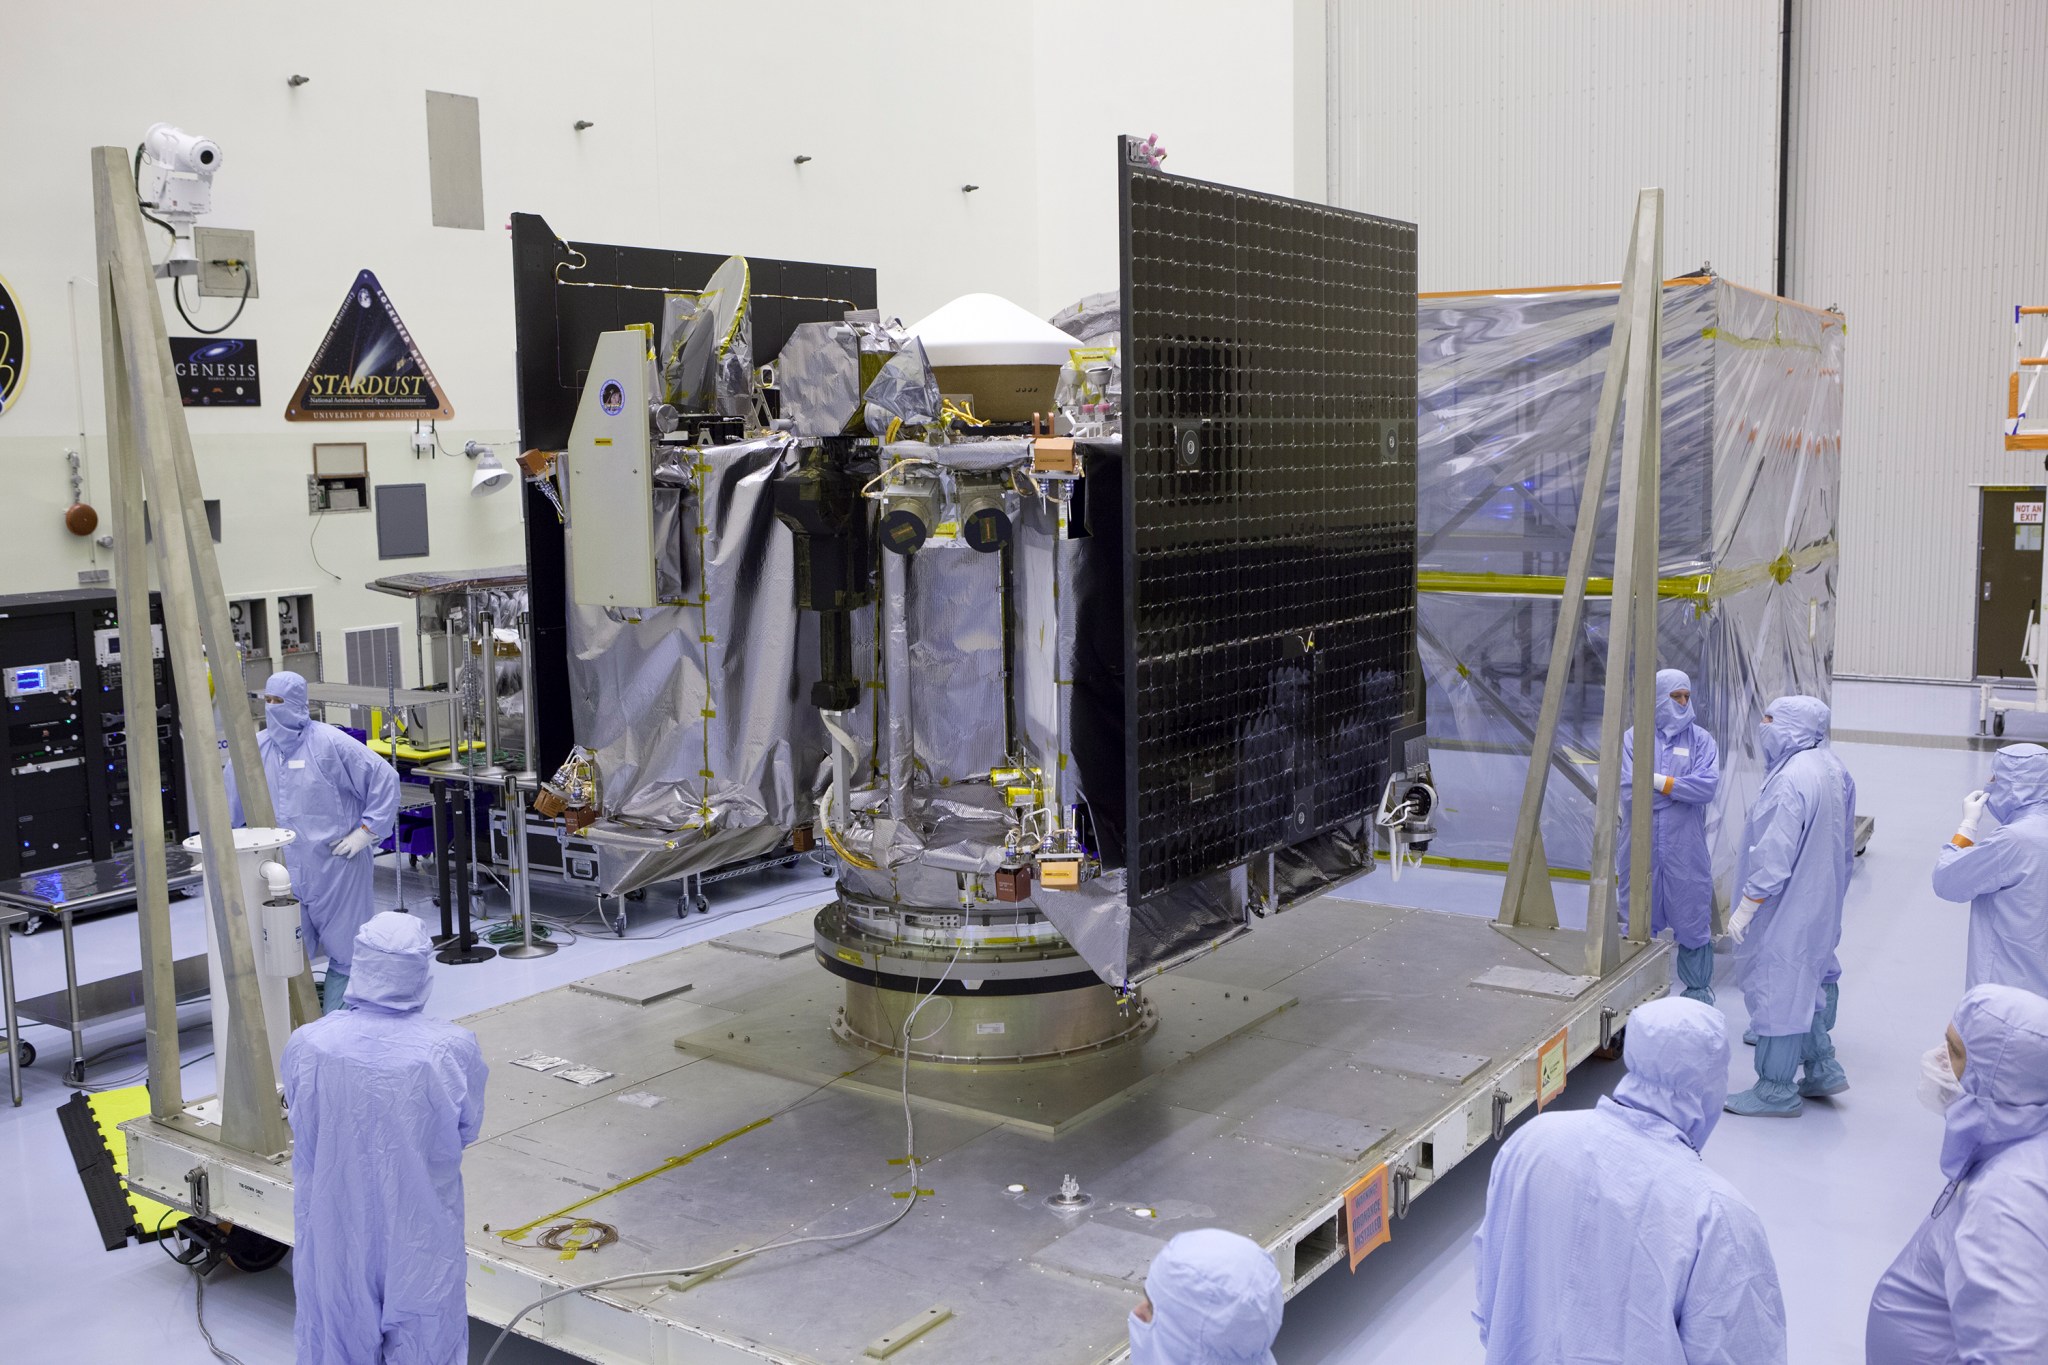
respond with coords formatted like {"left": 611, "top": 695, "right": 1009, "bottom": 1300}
{"left": 0, "top": 273, "right": 25, "bottom": 417}
{"left": 170, "top": 335, "right": 262, "bottom": 407}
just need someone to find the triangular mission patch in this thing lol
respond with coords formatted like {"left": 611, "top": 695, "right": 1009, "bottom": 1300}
{"left": 286, "top": 269, "right": 453, "bottom": 420}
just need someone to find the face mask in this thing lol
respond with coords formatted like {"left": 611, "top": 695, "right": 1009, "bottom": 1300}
{"left": 1127, "top": 1313, "right": 1157, "bottom": 1365}
{"left": 1759, "top": 723, "right": 1790, "bottom": 766}
{"left": 1918, "top": 1044, "right": 1963, "bottom": 1114}
{"left": 1657, "top": 695, "right": 1694, "bottom": 736}
{"left": 1987, "top": 785, "right": 2021, "bottom": 824}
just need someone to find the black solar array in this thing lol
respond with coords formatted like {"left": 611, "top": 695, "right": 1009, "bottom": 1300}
{"left": 1119, "top": 138, "right": 1418, "bottom": 902}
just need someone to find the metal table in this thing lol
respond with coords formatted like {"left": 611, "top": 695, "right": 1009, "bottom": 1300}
{"left": 0, "top": 850, "right": 204, "bottom": 1084}
{"left": 0, "top": 902, "right": 22, "bottom": 1105}
{"left": 302, "top": 680, "right": 447, "bottom": 711}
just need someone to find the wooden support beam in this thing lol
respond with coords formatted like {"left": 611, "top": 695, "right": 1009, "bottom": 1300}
{"left": 1495, "top": 200, "right": 1645, "bottom": 934}
{"left": 92, "top": 145, "right": 289, "bottom": 1155}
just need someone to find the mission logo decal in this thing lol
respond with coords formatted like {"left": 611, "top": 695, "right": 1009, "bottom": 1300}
{"left": 0, "top": 273, "right": 26, "bottom": 417}
{"left": 170, "top": 336, "right": 261, "bottom": 407}
{"left": 286, "top": 269, "right": 453, "bottom": 421}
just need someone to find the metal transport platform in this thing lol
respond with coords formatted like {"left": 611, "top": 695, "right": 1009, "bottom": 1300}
{"left": 123, "top": 888, "right": 1670, "bottom": 1364}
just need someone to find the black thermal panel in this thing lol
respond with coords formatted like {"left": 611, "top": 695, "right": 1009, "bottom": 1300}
{"left": 1117, "top": 137, "right": 1418, "bottom": 903}
{"left": 507, "top": 213, "right": 877, "bottom": 777}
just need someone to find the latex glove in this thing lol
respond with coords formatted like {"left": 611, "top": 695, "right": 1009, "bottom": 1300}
{"left": 1652, "top": 772, "right": 1674, "bottom": 796}
{"left": 330, "top": 826, "right": 377, "bottom": 859}
{"left": 1726, "top": 897, "right": 1763, "bottom": 944}
{"left": 1959, "top": 790, "right": 1990, "bottom": 840}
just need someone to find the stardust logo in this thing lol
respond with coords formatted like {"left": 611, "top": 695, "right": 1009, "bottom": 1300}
{"left": 286, "top": 269, "right": 452, "bottom": 421}
{"left": 169, "top": 336, "right": 261, "bottom": 407}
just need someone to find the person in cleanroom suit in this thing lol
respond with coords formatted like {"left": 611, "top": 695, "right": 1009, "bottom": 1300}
{"left": 1128, "top": 1227, "right": 1284, "bottom": 1365}
{"left": 1866, "top": 984, "right": 2048, "bottom": 1362}
{"left": 1619, "top": 669, "right": 1723, "bottom": 1004}
{"left": 1931, "top": 742, "right": 2048, "bottom": 998}
{"left": 1724, "top": 695, "right": 1857, "bottom": 1117}
{"left": 227, "top": 671, "right": 398, "bottom": 1013}
{"left": 283, "top": 911, "right": 487, "bottom": 1365}
{"left": 1472, "top": 997, "right": 1787, "bottom": 1364}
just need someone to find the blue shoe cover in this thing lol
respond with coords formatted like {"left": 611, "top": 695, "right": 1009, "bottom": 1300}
{"left": 1799, "top": 1061, "right": 1849, "bottom": 1098}
{"left": 1724, "top": 1084, "right": 1802, "bottom": 1117}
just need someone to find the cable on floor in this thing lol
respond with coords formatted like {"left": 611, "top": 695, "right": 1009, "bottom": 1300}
{"left": 476, "top": 944, "right": 963, "bottom": 1365}
{"left": 154, "top": 1208, "right": 249, "bottom": 1365}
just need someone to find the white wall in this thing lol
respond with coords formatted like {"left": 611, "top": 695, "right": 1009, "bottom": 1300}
{"left": 1030, "top": 0, "right": 1323, "bottom": 313}
{"left": 0, "top": 0, "right": 1307, "bottom": 683}
{"left": 1331, "top": 0, "right": 2048, "bottom": 680}
{"left": 1329, "top": 0, "right": 1783, "bottom": 292}
{"left": 1789, "top": 0, "right": 2048, "bottom": 680}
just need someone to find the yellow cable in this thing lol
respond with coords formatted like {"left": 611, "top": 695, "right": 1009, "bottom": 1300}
{"left": 821, "top": 818, "right": 878, "bottom": 871}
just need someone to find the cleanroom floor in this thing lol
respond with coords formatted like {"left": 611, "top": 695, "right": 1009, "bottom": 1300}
{"left": 0, "top": 678, "right": 2032, "bottom": 1363}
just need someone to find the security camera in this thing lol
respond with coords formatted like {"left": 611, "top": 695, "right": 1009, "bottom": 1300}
{"left": 137, "top": 122, "right": 222, "bottom": 278}
{"left": 144, "top": 122, "right": 223, "bottom": 176}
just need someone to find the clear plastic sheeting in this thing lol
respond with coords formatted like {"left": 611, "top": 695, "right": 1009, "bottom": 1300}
{"left": 1417, "top": 277, "right": 1843, "bottom": 902}
{"left": 565, "top": 436, "right": 826, "bottom": 894}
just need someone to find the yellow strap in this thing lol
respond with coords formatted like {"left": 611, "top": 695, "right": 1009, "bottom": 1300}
{"left": 1418, "top": 571, "right": 1711, "bottom": 602}
{"left": 1419, "top": 540, "right": 1838, "bottom": 608}
{"left": 1417, "top": 853, "right": 1591, "bottom": 882}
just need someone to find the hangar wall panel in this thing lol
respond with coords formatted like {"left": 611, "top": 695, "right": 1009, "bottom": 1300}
{"left": 1327, "top": 0, "right": 1781, "bottom": 292}
{"left": 1787, "top": 0, "right": 2048, "bottom": 679}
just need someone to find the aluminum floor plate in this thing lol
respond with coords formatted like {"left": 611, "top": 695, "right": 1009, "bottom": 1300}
{"left": 676, "top": 974, "right": 1295, "bottom": 1136}
{"left": 450, "top": 896, "right": 1669, "bottom": 1364}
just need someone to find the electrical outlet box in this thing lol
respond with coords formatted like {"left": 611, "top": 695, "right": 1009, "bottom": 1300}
{"left": 194, "top": 227, "right": 259, "bottom": 300}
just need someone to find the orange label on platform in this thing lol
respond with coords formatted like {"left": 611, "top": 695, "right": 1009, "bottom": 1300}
{"left": 1537, "top": 1027, "right": 1569, "bottom": 1109}
{"left": 1343, "top": 1165, "right": 1392, "bottom": 1270}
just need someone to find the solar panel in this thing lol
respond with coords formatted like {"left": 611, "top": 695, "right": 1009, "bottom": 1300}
{"left": 1118, "top": 137, "right": 1418, "bottom": 901}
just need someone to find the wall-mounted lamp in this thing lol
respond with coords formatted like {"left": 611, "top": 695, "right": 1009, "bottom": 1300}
{"left": 962, "top": 183, "right": 980, "bottom": 194}
{"left": 574, "top": 120, "right": 595, "bottom": 131}
{"left": 465, "top": 441, "right": 510, "bottom": 497}
{"left": 287, "top": 74, "right": 310, "bottom": 87}
{"left": 793, "top": 154, "right": 813, "bottom": 165}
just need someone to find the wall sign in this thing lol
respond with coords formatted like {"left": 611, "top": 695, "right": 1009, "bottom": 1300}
{"left": 170, "top": 337, "right": 261, "bottom": 407}
{"left": 286, "top": 269, "right": 453, "bottom": 421}
{"left": 0, "top": 272, "right": 26, "bottom": 416}
{"left": 2013, "top": 501, "right": 2043, "bottom": 524}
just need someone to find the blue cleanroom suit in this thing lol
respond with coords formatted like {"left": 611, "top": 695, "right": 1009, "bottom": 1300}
{"left": 228, "top": 671, "right": 398, "bottom": 1012}
{"left": 283, "top": 911, "right": 487, "bottom": 1365}
{"left": 1128, "top": 1228, "right": 1284, "bottom": 1365}
{"left": 1727, "top": 695, "right": 1857, "bottom": 1117}
{"left": 1931, "top": 742, "right": 2048, "bottom": 998}
{"left": 1620, "top": 669, "right": 1723, "bottom": 1002}
{"left": 1472, "top": 996, "right": 1786, "bottom": 1364}
{"left": 1866, "top": 984, "right": 2048, "bottom": 1362}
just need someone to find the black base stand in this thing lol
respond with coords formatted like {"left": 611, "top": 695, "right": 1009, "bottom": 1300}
{"left": 430, "top": 781, "right": 494, "bottom": 964}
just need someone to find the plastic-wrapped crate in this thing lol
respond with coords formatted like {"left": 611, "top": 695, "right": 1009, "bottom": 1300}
{"left": 1417, "top": 276, "right": 1843, "bottom": 904}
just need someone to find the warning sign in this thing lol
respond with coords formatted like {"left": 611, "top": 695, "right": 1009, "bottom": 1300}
{"left": 1537, "top": 1027, "right": 1570, "bottom": 1109}
{"left": 1342, "top": 1165, "right": 1391, "bottom": 1270}
{"left": 286, "top": 270, "right": 452, "bottom": 421}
